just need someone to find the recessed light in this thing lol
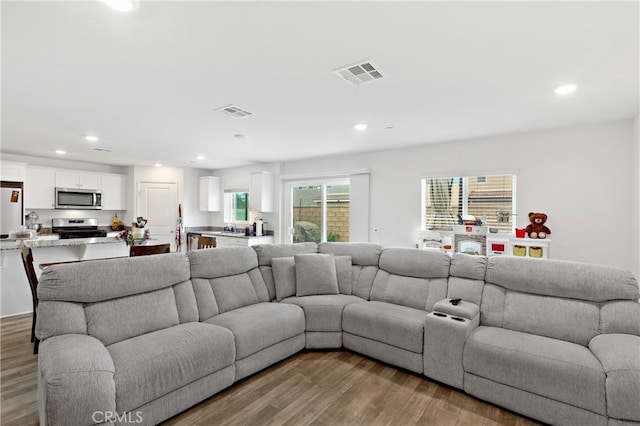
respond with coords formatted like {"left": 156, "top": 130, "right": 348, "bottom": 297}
{"left": 196, "top": 155, "right": 205, "bottom": 161}
{"left": 102, "top": 0, "right": 139, "bottom": 12}
{"left": 55, "top": 150, "right": 67, "bottom": 155}
{"left": 385, "top": 126, "right": 395, "bottom": 130}
{"left": 554, "top": 84, "right": 577, "bottom": 95}
{"left": 85, "top": 135, "right": 99, "bottom": 142}
{"left": 354, "top": 123, "right": 368, "bottom": 131}
{"left": 153, "top": 163, "right": 162, "bottom": 167}
{"left": 233, "top": 134, "right": 248, "bottom": 139}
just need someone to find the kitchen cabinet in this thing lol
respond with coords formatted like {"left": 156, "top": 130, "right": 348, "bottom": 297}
{"left": 200, "top": 176, "right": 221, "bottom": 211}
{"left": 1, "top": 161, "right": 26, "bottom": 182}
{"left": 101, "top": 173, "right": 126, "bottom": 210}
{"left": 201, "top": 233, "right": 273, "bottom": 248}
{"left": 25, "top": 166, "right": 56, "bottom": 209}
{"left": 249, "top": 171, "right": 273, "bottom": 213}
{"left": 55, "top": 170, "right": 101, "bottom": 190}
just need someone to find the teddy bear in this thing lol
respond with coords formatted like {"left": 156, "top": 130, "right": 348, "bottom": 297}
{"left": 525, "top": 212, "right": 551, "bottom": 239}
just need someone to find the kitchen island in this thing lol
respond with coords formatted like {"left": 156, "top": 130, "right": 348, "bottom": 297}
{"left": 0, "top": 236, "right": 129, "bottom": 318}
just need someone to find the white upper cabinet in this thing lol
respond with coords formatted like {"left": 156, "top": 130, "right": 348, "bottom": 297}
{"left": 199, "top": 176, "right": 221, "bottom": 211}
{"left": 1, "top": 161, "right": 26, "bottom": 182}
{"left": 55, "top": 170, "right": 101, "bottom": 190}
{"left": 101, "top": 174, "right": 126, "bottom": 210}
{"left": 25, "top": 166, "right": 56, "bottom": 209}
{"left": 250, "top": 171, "right": 273, "bottom": 213}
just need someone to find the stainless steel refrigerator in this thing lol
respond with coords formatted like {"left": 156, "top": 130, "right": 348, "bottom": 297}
{"left": 1, "top": 181, "right": 24, "bottom": 238}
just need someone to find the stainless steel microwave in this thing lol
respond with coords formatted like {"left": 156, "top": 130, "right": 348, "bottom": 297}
{"left": 55, "top": 187, "right": 102, "bottom": 210}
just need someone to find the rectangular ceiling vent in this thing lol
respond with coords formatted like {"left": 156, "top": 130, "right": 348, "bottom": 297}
{"left": 216, "top": 105, "right": 253, "bottom": 119}
{"left": 334, "top": 60, "right": 383, "bottom": 86}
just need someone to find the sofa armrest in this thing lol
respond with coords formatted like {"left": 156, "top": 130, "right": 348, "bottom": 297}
{"left": 432, "top": 298, "right": 479, "bottom": 320}
{"left": 589, "top": 334, "right": 640, "bottom": 422}
{"left": 38, "top": 334, "right": 116, "bottom": 426}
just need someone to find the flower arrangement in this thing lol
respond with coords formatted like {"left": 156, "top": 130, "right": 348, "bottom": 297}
{"left": 117, "top": 217, "right": 150, "bottom": 246}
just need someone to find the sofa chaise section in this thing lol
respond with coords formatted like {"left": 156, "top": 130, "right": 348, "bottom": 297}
{"left": 464, "top": 256, "right": 640, "bottom": 426}
{"left": 343, "top": 248, "right": 450, "bottom": 373}
{"left": 188, "top": 247, "right": 305, "bottom": 381}
{"left": 36, "top": 253, "right": 235, "bottom": 426}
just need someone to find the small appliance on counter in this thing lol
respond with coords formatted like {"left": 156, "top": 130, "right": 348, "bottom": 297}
{"left": 52, "top": 218, "right": 107, "bottom": 239}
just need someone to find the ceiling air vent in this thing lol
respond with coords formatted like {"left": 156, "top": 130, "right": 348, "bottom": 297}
{"left": 334, "top": 60, "right": 383, "bottom": 86}
{"left": 216, "top": 105, "right": 253, "bottom": 119}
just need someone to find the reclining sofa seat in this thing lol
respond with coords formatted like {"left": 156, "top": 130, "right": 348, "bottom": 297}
{"left": 343, "top": 247, "right": 450, "bottom": 374}
{"left": 187, "top": 247, "right": 305, "bottom": 381}
{"left": 463, "top": 256, "right": 640, "bottom": 426}
{"left": 36, "top": 254, "right": 235, "bottom": 426}
{"left": 252, "top": 242, "right": 382, "bottom": 349}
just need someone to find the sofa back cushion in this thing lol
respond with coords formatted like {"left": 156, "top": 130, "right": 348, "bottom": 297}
{"left": 318, "top": 242, "right": 383, "bottom": 299}
{"left": 600, "top": 301, "right": 640, "bottom": 336}
{"left": 253, "top": 243, "right": 318, "bottom": 300}
{"left": 482, "top": 256, "right": 640, "bottom": 346}
{"left": 272, "top": 255, "right": 352, "bottom": 300}
{"left": 188, "top": 247, "right": 269, "bottom": 320}
{"left": 37, "top": 253, "right": 197, "bottom": 345}
{"left": 447, "top": 253, "right": 487, "bottom": 305}
{"left": 294, "top": 253, "right": 339, "bottom": 296}
{"left": 370, "top": 248, "right": 450, "bottom": 311}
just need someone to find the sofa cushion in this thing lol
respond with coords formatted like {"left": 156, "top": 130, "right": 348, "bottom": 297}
{"left": 272, "top": 256, "right": 353, "bottom": 301}
{"left": 107, "top": 322, "right": 235, "bottom": 413}
{"left": 294, "top": 254, "right": 339, "bottom": 297}
{"left": 85, "top": 287, "right": 180, "bottom": 346}
{"left": 206, "top": 302, "right": 304, "bottom": 360}
{"left": 370, "top": 270, "right": 447, "bottom": 312}
{"left": 272, "top": 257, "right": 297, "bottom": 301}
{"left": 39, "top": 253, "right": 191, "bottom": 303}
{"left": 188, "top": 246, "right": 258, "bottom": 279}
{"left": 343, "top": 301, "right": 427, "bottom": 353}
{"left": 281, "top": 294, "right": 366, "bottom": 332}
{"left": 318, "top": 242, "right": 383, "bottom": 300}
{"left": 589, "top": 333, "right": 640, "bottom": 421}
{"left": 210, "top": 273, "right": 259, "bottom": 314}
{"left": 485, "top": 256, "right": 639, "bottom": 302}
{"left": 464, "top": 326, "right": 606, "bottom": 415}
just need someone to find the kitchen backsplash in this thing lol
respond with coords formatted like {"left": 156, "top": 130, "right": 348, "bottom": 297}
{"left": 28, "top": 209, "right": 126, "bottom": 228}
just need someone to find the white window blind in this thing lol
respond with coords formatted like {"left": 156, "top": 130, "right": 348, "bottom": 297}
{"left": 423, "top": 174, "right": 516, "bottom": 232}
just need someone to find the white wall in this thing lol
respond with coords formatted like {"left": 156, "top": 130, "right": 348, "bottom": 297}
{"left": 280, "top": 120, "right": 637, "bottom": 276}
{"left": 632, "top": 114, "right": 640, "bottom": 279}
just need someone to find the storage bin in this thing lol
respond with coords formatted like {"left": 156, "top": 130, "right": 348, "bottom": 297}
{"left": 513, "top": 245, "right": 526, "bottom": 256}
{"left": 529, "top": 246, "right": 543, "bottom": 258}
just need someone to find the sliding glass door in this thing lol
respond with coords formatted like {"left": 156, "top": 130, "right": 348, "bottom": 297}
{"left": 285, "top": 179, "right": 350, "bottom": 243}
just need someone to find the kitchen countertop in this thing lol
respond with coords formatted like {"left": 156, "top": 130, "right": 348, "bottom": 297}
{"left": 199, "top": 231, "right": 273, "bottom": 239}
{"left": 0, "top": 236, "right": 122, "bottom": 251}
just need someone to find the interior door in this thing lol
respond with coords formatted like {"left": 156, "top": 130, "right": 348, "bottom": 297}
{"left": 138, "top": 182, "right": 178, "bottom": 247}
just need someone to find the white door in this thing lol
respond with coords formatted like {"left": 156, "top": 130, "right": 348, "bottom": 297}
{"left": 138, "top": 182, "right": 178, "bottom": 249}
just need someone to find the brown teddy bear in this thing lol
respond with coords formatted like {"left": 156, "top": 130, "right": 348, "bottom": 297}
{"left": 525, "top": 212, "right": 551, "bottom": 239}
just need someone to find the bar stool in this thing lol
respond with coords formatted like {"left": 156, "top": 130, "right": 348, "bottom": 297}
{"left": 197, "top": 235, "right": 216, "bottom": 249}
{"left": 129, "top": 243, "right": 171, "bottom": 257}
{"left": 20, "top": 245, "right": 39, "bottom": 354}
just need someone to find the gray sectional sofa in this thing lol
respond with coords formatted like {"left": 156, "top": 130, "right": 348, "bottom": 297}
{"left": 35, "top": 242, "right": 640, "bottom": 425}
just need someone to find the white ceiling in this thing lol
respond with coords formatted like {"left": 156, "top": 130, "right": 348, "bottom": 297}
{"left": 2, "top": 1, "right": 638, "bottom": 170}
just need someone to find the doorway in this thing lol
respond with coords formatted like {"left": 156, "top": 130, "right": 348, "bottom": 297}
{"left": 138, "top": 182, "right": 178, "bottom": 248}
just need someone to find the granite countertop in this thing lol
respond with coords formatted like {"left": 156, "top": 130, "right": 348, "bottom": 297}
{"left": 0, "top": 236, "right": 122, "bottom": 251}
{"left": 198, "top": 231, "right": 273, "bottom": 240}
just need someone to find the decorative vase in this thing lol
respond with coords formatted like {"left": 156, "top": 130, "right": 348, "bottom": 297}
{"left": 132, "top": 227, "right": 145, "bottom": 239}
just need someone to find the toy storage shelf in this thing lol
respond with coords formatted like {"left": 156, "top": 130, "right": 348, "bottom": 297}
{"left": 486, "top": 235, "right": 551, "bottom": 259}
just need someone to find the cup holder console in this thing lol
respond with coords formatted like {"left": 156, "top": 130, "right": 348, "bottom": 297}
{"left": 430, "top": 312, "right": 467, "bottom": 323}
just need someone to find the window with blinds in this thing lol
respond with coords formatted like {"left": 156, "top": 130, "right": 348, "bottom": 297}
{"left": 422, "top": 174, "right": 516, "bottom": 232}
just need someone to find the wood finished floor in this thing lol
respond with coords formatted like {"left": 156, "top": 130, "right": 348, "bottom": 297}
{"left": 1, "top": 314, "right": 539, "bottom": 426}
